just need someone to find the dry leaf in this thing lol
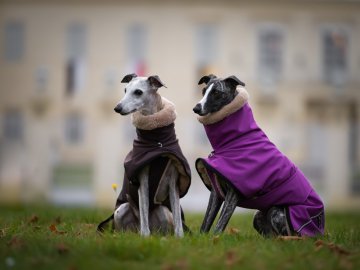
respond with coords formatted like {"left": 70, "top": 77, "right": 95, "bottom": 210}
{"left": 32, "top": 225, "right": 41, "bottom": 231}
{"left": 7, "top": 236, "right": 25, "bottom": 249}
{"left": 225, "top": 250, "right": 239, "bottom": 267}
{"left": 228, "top": 227, "right": 240, "bottom": 235}
{"left": 315, "top": 240, "right": 351, "bottom": 256}
{"left": 175, "top": 259, "right": 188, "bottom": 270}
{"left": 277, "top": 236, "right": 304, "bottom": 241}
{"left": 213, "top": 235, "right": 220, "bottom": 244}
{"left": 0, "top": 228, "right": 6, "bottom": 238}
{"left": 49, "top": 224, "right": 66, "bottom": 235}
{"left": 161, "top": 263, "right": 174, "bottom": 270}
{"left": 56, "top": 243, "right": 69, "bottom": 254}
{"left": 29, "top": 215, "right": 39, "bottom": 223}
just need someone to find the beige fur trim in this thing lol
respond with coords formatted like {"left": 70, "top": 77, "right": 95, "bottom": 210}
{"left": 197, "top": 87, "right": 249, "bottom": 125}
{"left": 132, "top": 97, "right": 177, "bottom": 130}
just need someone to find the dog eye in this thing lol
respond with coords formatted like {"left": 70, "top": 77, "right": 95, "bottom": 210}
{"left": 124, "top": 88, "right": 127, "bottom": 93}
{"left": 213, "top": 90, "right": 222, "bottom": 97}
{"left": 134, "top": 89, "right": 143, "bottom": 96}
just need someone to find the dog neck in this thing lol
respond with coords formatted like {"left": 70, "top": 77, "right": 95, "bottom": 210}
{"left": 132, "top": 97, "right": 177, "bottom": 130}
{"left": 139, "top": 93, "right": 163, "bottom": 116}
{"left": 198, "top": 87, "right": 249, "bottom": 125}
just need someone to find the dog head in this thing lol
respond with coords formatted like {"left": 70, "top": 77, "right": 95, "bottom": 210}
{"left": 193, "top": 74, "right": 245, "bottom": 116}
{"left": 114, "top": 73, "right": 166, "bottom": 115}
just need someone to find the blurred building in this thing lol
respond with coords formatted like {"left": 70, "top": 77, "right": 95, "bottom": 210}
{"left": 0, "top": 0, "right": 359, "bottom": 210}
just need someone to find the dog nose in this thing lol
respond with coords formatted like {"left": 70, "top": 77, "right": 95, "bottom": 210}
{"left": 193, "top": 104, "right": 202, "bottom": 114}
{"left": 114, "top": 104, "right": 122, "bottom": 114}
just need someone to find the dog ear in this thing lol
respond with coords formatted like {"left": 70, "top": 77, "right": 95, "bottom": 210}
{"left": 198, "top": 74, "right": 217, "bottom": 85}
{"left": 121, "top": 73, "right": 137, "bottom": 83}
{"left": 148, "top": 75, "right": 167, "bottom": 89}
{"left": 223, "top": 75, "right": 245, "bottom": 88}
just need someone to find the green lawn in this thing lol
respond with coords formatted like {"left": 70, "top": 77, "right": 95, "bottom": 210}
{"left": 0, "top": 205, "right": 359, "bottom": 270}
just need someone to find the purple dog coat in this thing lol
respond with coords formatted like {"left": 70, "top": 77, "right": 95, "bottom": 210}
{"left": 196, "top": 88, "right": 324, "bottom": 236}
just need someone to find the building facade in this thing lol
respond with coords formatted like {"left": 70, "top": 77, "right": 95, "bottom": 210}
{"left": 0, "top": 0, "right": 359, "bottom": 210}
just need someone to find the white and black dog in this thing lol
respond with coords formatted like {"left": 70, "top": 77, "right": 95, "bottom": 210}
{"left": 98, "top": 74, "right": 191, "bottom": 237}
{"left": 193, "top": 74, "right": 325, "bottom": 237}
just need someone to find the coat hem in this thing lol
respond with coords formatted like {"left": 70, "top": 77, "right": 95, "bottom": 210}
{"left": 195, "top": 158, "right": 246, "bottom": 200}
{"left": 127, "top": 150, "right": 191, "bottom": 199}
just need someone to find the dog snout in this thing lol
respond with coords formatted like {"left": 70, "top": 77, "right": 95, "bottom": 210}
{"left": 114, "top": 104, "right": 123, "bottom": 114}
{"left": 193, "top": 103, "right": 202, "bottom": 114}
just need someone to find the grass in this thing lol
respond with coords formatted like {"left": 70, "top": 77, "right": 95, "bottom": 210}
{"left": 0, "top": 205, "right": 359, "bottom": 270}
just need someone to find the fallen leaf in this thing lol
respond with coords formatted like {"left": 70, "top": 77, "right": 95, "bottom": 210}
{"left": 225, "top": 250, "right": 239, "bottom": 267}
{"left": 175, "top": 259, "right": 188, "bottom": 270}
{"left": 56, "top": 243, "right": 69, "bottom": 254}
{"left": 212, "top": 235, "right": 220, "bottom": 244}
{"left": 161, "top": 263, "right": 174, "bottom": 270}
{"left": 277, "top": 236, "right": 304, "bottom": 241}
{"left": 49, "top": 224, "right": 66, "bottom": 235}
{"left": 0, "top": 228, "right": 6, "bottom": 238}
{"left": 32, "top": 225, "right": 41, "bottom": 231}
{"left": 228, "top": 227, "right": 240, "bottom": 235}
{"left": 314, "top": 240, "right": 351, "bottom": 256}
{"left": 28, "top": 215, "right": 39, "bottom": 223}
{"left": 7, "top": 236, "right": 25, "bottom": 249}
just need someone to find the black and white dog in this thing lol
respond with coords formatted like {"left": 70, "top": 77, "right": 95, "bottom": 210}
{"left": 192, "top": 74, "right": 325, "bottom": 237}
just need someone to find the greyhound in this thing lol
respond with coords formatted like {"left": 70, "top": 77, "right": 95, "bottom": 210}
{"left": 192, "top": 74, "right": 325, "bottom": 237}
{"left": 112, "top": 73, "right": 191, "bottom": 237}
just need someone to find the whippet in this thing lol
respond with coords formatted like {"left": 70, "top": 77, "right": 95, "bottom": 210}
{"left": 110, "top": 73, "right": 191, "bottom": 237}
{"left": 193, "top": 74, "right": 325, "bottom": 237}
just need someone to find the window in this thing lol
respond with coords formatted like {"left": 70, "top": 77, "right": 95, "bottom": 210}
{"left": 66, "top": 23, "right": 86, "bottom": 95}
{"left": 258, "top": 27, "right": 284, "bottom": 85}
{"left": 35, "top": 66, "right": 49, "bottom": 93}
{"left": 195, "top": 24, "right": 218, "bottom": 76}
{"left": 51, "top": 164, "right": 94, "bottom": 205}
{"left": 64, "top": 114, "right": 84, "bottom": 144}
{"left": 4, "top": 21, "right": 24, "bottom": 62}
{"left": 323, "top": 28, "right": 348, "bottom": 86}
{"left": 2, "top": 110, "right": 23, "bottom": 141}
{"left": 126, "top": 24, "right": 147, "bottom": 75}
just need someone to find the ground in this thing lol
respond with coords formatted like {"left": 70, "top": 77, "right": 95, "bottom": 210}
{"left": 0, "top": 205, "right": 359, "bottom": 270}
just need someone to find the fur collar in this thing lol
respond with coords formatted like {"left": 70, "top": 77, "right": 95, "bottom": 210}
{"left": 132, "top": 97, "right": 177, "bottom": 130}
{"left": 197, "top": 87, "right": 249, "bottom": 125}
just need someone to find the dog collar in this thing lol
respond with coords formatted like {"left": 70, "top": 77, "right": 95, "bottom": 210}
{"left": 132, "top": 97, "right": 177, "bottom": 130}
{"left": 197, "top": 87, "right": 249, "bottom": 125}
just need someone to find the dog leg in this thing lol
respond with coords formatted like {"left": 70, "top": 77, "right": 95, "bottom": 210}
{"left": 149, "top": 205, "right": 174, "bottom": 234}
{"left": 114, "top": 203, "right": 139, "bottom": 232}
{"left": 138, "top": 165, "right": 151, "bottom": 236}
{"left": 214, "top": 187, "right": 239, "bottom": 234}
{"left": 200, "top": 190, "right": 223, "bottom": 233}
{"left": 168, "top": 164, "right": 184, "bottom": 237}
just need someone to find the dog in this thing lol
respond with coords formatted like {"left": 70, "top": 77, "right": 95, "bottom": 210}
{"left": 193, "top": 74, "right": 325, "bottom": 237}
{"left": 98, "top": 74, "right": 191, "bottom": 237}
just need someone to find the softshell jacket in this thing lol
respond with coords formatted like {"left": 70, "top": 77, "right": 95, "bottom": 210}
{"left": 196, "top": 88, "right": 324, "bottom": 236}
{"left": 97, "top": 97, "right": 191, "bottom": 232}
{"left": 115, "top": 122, "right": 191, "bottom": 211}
